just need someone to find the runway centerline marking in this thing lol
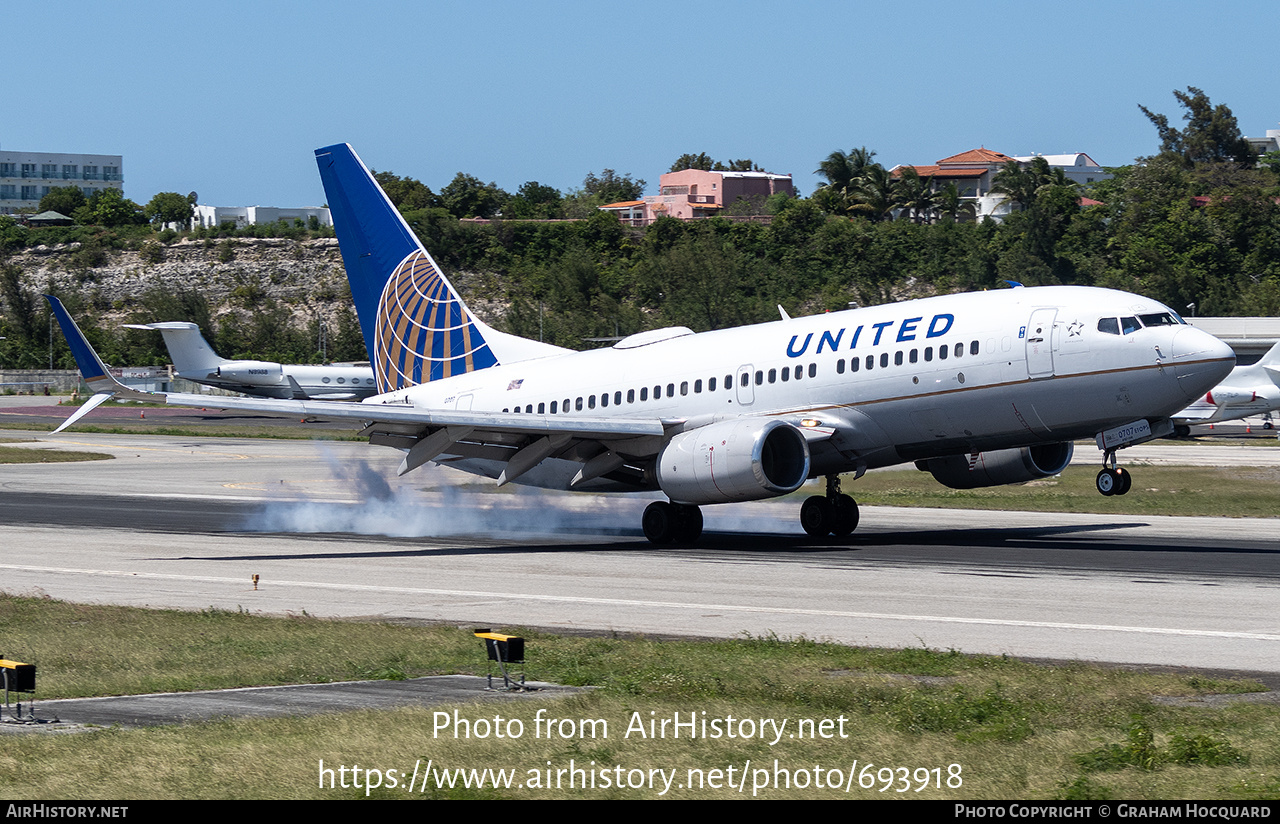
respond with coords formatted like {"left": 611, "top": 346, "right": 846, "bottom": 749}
{"left": 3, "top": 562, "right": 1277, "bottom": 643}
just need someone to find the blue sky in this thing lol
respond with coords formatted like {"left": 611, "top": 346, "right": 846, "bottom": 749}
{"left": 14, "top": 0, "right": 1277, "bottom": 207}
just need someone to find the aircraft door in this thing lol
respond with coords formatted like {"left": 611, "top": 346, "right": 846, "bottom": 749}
{"left": 455, "top": 393, "right": 474, "bottom": 410}
{"left": 735, "top": 365, "right": 755, "bottom": 406}
{"left": 1024, "top": 309, "right": 1057, "bottom": 380}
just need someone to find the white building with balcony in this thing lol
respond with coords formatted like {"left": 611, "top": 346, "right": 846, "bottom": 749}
{"left": 0, "top": 150, "right": 123, "bottom": 215}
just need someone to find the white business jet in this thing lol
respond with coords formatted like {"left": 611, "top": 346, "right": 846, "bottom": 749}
{"left": 47, "top": 143, "right": 1236, "bottom": 543}
{"left": 123, "top": 321, "right": 376, "bottom": 400}
{"left": 1172, "top": 341, "right": 1280, "bottom": 435}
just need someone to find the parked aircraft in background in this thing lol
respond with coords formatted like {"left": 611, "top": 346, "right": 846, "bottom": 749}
{"left": 47, "top": 143, "right": 1236, "bottom": 543}
{"left": 124, "top": 321, "right": 376, "bottom": 400}
{"left": 1172, "top": 341, "right": 1280, "bottom": 436}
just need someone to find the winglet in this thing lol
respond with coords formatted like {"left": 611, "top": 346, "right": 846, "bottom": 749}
{"left": 45, "top": 296, "right": 156, "bottom": 428}
{"left": 45, "top": 295, "right": 124, "bottom": 392}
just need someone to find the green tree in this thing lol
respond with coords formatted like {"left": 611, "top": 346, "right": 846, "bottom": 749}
{"left": 506, "top": 181, "right": 563, "bottom": 219}
{"left": 1139, "top": 87, "right": 1256, "bottom": 167}
{"left": 38, "top": 186, "right": 86, "bottom": 217}
{"left": 440, "top": 173, "right": 509, "bottom": 218}
{"left": 73, "top": 188, "right": 145, "bottom": 227}
{"left": 372, "top": 171, "right": 442, "bottom": 211}
{"left": 581, "top": 169, "right": 646, "bottom": 204}
{"left": 669, "top": 153, "right": 715, "bottom": 172}
{"left": 143, "top": 192, "right": 195, "bottom": 229}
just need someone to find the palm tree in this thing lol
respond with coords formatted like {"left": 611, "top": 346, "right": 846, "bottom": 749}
{"left": 814, "top": 147, "right": 880, "bottom": 215}
{"left": 892, "top": 166, "right": 939, "bottom": 223}
{"left": 935, "top": 182, "right": 978, "bottom": 223}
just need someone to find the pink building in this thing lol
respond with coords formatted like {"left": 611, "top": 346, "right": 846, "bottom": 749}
{"left": 600, "top": 167, "right": 794, "bottom": 226}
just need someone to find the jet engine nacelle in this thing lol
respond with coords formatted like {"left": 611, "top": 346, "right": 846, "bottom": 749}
{"left": 215, "top": 361, "right": 284, "bottom": 385}
{"left": 1206, "top": 387, "right": 1274, "bottom": 407}
{"left": 656, "top": 418, "right": 810, "bottom": 505}
{"left": 920, "top": 442, "right": 1074, "bottom": 490}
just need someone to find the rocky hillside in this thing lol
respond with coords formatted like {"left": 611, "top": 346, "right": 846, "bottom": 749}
{"left": 12, "top": 236, "right": 354, "bottom": 327}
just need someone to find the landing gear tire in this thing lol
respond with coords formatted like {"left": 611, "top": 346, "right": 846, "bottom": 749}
{"left": 1096, "top": 468, "right": 1131, "bottom": 496}
{"left": 830, "top": 494, "right": 859, "bottom": 537}
{"left": 1114, "top": 467, "right": 1132, "bottom": 496}
{"left": 643, "top": 501, "right": 677, "bottom": 544}
{"left": 1173, "top": 424, "right": 1192, "bottom": 439}
{"left": 672, "top": 504, "right": 703, "bottom": 543}
{"left": 800, "top": 496, "right": 831, "bottom": 537}
{"left": 643, "top": 501, "right": 703, "bottom": 544}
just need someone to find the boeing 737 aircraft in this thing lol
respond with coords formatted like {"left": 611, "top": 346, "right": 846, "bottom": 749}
{"left": 47, "top": 143, "right": 1236, "bottom": 543}
{"left": 1172, "top": 341, "right": 1280, "bottom": 435}
{"left": 124, "top": 321, "right": 377, "bottom": 400}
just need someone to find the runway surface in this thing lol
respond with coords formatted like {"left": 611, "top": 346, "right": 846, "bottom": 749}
{"left": 1, "top": 426, "right": 1278, "bottom": 675}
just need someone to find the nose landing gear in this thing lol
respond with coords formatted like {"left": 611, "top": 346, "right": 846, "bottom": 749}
{"left": 800, "top": 474, "right": 860, "bottom": 538}
{"left": 1095, "top": 450, "right": 1132, "bottom": 496}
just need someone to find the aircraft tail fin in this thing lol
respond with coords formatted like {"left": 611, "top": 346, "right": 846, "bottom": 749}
{"left": 314, "top": 143, "right": 565, "bottom": 393}
{"left": 123, "top": 322, "right": 222, "bottom": 376}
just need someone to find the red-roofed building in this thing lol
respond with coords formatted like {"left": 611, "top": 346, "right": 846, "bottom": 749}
{"left": 893, "top": 148, "right": 1110, "bottom": 221}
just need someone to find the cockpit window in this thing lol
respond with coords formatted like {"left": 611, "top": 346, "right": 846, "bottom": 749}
{"left": 1139, "top": 312, "right": 1179, "bottom": 327}
{"left": 1098, "top": 318, "right": 1120, "bottom": 335}
{"left": 1120, "top": 316, "right": 1141, "bottom": 335}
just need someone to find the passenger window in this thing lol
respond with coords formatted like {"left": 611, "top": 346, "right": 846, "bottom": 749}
{"left": 836, "top": 359, "right": 845, "bottom": 374}
{"left": 781, "top": 367, "right": 790, "bottom": 382}
{"left": 551, "top": 401, "right": 558, "bottom": 414}
{"left": 655, "top": 385, "right": 663, "bottom": 398}
{"left": 866, "top": 355, "right": 874, "bottom": 370}
{"left": 668, "top": 382, "right": 676, "bottom": 396}
{"left": 939, "top": 345, "right": 948, "bottom": 360}
{"left": 880, "top": 353, "right": 889, "bottom": 368}
{"left": 709, "top": 377, "right": 717, "bottom": 392}
{"left": 576, "top": 397, "right": 583, "bottom": 411}
{"left": 640, "top": 387, "right": 648, "bottom": 401}
{"left": 894, "top": 351, "right": 903, "bottom": 366}
{"left": 970, "top": 341, "right": 979, "bottom": 355}
{"left": 600, "top": 393, "right": 608, "bottom": 408}
{"left": 1121, "top": 316, "right": 1141, "bottom": 335}
{"left": 526, "top": 404, "right": 533, "bottom": 413}
{"left": 588, "top": 395, "right": 596, "bottom": 409}
{"left": 808, "top": 363, "right": 816, "bottom": 378}
{"left": 1098, "top": 318, "right": 1120, "bottom": 335}
{"left": 954, "top": 343, "right": 964, "bottom": 358}
{"left": 614, "top": 391, "right": 622, "bottom": 405}
{"left": 627, "top": 389, "right": 634, "bottom": 403}
{"left": 793, "top": 365, "right": 802, "bottom": 380}
{"left": 726, "top": 374, "right": 734, "bottom": 389}
{"left": 694, "top": 379, "right": 702, "bottom": 393}
{"left": 680, "top": 381, "right": 688, "bottom": 396}
{"left": 768, "top": 368, "right": 777, "bottom": 383}
{"left": 537, "top": 402, "right": 544, "bottom": 414}
{"left": 753, "top": 373, "right": 761, "bottom": 386}
{"left": 849, "top": 357, "right": 859, "bottom": 373}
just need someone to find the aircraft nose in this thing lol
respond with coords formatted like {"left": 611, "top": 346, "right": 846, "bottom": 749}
{"left": 1170, "top": 328, "right": 1236, "bottom": 402}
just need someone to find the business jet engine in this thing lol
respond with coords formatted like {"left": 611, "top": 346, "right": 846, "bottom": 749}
{"left": 656, "top": 418, "right": 810, "bottom": 505}
{"left": 918, "top": 442, "right": 1074, "bottom": 489}
{"left": 214, "top": 361, "right": 284, "bottom": 386}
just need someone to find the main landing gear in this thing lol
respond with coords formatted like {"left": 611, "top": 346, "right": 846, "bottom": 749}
{"left": 642, "top": 501, "right": 703, "bottom": 544}
{"left": 800, "top": 475, "right": 860, "bottom": 538}
{"left": 1095, "top": 449, "right": 1132, "bottom": 497}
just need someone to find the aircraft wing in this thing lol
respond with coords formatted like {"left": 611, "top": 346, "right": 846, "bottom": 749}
{"left": 47, "top": 296, "right": 669, "bottom": 484}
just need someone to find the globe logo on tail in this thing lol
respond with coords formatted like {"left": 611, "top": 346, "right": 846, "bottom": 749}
{"left": 374, "top": 250, "right": 496, "bottom": 392}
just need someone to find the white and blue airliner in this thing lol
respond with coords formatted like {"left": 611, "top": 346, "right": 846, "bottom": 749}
{"left": 48, "top": 144, "right": 1236, "bottom": 543}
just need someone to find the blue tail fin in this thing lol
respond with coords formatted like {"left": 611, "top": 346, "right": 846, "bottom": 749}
{"left": 315, "top": 143, "right": 502, "bottom": 393}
